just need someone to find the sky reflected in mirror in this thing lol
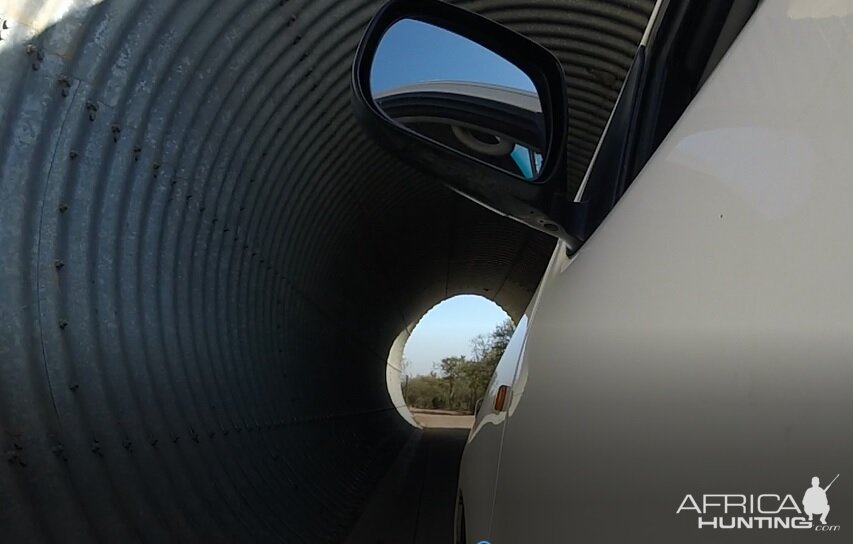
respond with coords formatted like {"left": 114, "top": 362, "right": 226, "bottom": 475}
{"left": 371, "top": 18, "right": 536, "bottom": 94}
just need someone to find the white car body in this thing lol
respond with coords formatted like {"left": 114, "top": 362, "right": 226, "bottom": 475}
{"left": 458, "top": 1, "right": 853, "bottom": 541}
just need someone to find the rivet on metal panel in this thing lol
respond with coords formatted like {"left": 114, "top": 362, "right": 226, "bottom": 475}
{"left": 6, "top": 451, "right": 26, "bottom": 467}
{"left": 25, "top": 44, "right": 44, "bottom": 70}
{"left": 85, "top": 100, "right": 98, "bottom": 121}
{"left": 58, "top": 320, "right": 69, "bottom": 330}
{"left": 58, "top": 75, "right": 72, "bottom": 97}
{"left": 54, "top": 259, "right": 65, "bottom": 270}
{"left": 51, "top": 444, "right": 68, "bottom": 463}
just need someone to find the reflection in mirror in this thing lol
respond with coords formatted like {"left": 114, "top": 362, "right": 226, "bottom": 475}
{"left": 371, "top": 18, "right": 547, "bottom": 181}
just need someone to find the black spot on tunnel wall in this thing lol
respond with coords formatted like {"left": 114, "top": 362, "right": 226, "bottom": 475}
{"left": 0, "top": 0, "right": 651, "bottom": 541}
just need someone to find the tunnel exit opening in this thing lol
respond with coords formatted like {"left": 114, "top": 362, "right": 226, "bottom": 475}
{"left": 385, "top": 295, "right": 511, "bottom": 429}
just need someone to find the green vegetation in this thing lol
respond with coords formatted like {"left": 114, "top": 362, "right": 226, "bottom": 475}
{"left": 403, "top": 319, "right": 515, "bottom": 414}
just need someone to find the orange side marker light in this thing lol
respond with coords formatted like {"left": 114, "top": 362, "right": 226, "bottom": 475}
{"left": 494, "top": 385, "right": 510, "bottom": 412}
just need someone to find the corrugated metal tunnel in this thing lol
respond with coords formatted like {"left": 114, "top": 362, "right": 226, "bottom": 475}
{"left": 0, "top": 0, "right": 652, "bottom": 541}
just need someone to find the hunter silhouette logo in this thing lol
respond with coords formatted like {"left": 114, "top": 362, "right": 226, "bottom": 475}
{"left": 803, "top": 474, "right": 838, "bottom": 525}
{"left": 677, "top": 474, "right": 841, "bottom": 532}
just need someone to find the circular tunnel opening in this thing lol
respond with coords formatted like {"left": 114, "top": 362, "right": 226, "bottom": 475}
{"left": 386, "top": 295, "right": 512, "bottom": 429}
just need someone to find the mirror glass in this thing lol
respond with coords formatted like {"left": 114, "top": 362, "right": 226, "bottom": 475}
{"left": 370, "top": 19, "right": 547, "bottom": 181}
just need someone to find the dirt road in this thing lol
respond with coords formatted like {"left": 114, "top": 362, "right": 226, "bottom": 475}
{"left": 410, "top": 408, "right": 474, "bottom": 429}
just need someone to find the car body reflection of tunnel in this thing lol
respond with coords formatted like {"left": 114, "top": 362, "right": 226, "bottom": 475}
{"left": 0, "top": 0, "right": 651, "bottom": 541}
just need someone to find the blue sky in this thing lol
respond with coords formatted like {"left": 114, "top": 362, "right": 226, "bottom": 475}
{"left": 371, "top": 18, "right": 536, "bottom": 94}
{"left": 403, "top": 295, "right": 510, "bottom": 376}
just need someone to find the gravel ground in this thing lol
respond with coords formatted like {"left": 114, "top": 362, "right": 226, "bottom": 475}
{"left": 410, "top": 409, "right": 475, "bottom": 429}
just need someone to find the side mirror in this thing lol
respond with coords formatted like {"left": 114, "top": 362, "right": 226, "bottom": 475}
{"left": 352, "top": 0, "right": 580, "bottom": 248}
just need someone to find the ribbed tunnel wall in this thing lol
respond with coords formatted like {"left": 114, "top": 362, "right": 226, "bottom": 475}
{"left": 0, "top": 0, "right": 652, "bottom": 541}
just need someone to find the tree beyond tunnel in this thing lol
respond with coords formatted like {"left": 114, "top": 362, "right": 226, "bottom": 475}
{"left": 404, "top": 317, "right": 515, "bottom": 414}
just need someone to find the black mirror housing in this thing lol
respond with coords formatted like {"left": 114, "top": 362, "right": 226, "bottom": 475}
{"left": 352, "top": 0, "right": 578, "bottom": 247}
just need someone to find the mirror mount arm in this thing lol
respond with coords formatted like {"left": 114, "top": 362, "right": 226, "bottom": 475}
{"left": 553, "top": 199, "right": 590, "bottom": 255}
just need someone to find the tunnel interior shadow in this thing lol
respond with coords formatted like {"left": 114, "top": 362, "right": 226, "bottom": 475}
{"left": 0, "top": 1, "right": 553, "bottom": 542}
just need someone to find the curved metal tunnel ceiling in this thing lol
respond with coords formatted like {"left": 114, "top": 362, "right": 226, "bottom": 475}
{"left": 0, "top": 0, "right": 653, "bottom": 541}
